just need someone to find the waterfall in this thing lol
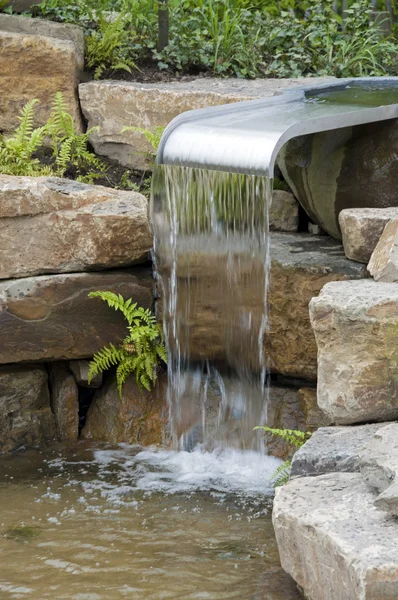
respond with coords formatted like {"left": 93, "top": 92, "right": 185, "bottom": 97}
{"left": 151, "top": 165, "right": 273, "bottom": 452}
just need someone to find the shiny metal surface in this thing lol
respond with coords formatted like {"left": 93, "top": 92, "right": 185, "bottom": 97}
{"left": 157, "top": 78, "right": 398, "bottom": 177}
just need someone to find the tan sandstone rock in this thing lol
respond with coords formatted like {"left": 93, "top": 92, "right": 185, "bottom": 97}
{"left": 339, "top": 207, "right": 398, "bottom": 263}
{"left": 368, "top": 219, "right": 398, "bottom": 282}
{"left": 49, "top": 363, "right": 79, "bottom": 440}
{"left": 79, "top": 77, "right": 335, "bottom": 170}
{"left": 82, "top": 373, "right": 168, "bottom": 446}
{"left": 310, "top": 280, "right": 398, "bottom": 424}
{"left": 0, "top": 18, "right": 83, "bottom": 134}
{"left": 0, "top": 365, "right": 56, "bottom": 453}
{"left": 0, "top": 176, "right": 152, "bottom": 279}
{"left": 0, "top": 269, "right": 153, "bottom": 364}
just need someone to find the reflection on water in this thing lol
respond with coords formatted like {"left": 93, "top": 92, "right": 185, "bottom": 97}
{"left": 0, "top": 443, "right": 300, "bottom": 600}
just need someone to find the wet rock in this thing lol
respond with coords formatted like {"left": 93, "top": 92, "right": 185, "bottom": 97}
{"left": 0, "top": 176, "right": 152, "bottom": 279}
{"left": 290, "top": 423, "right": 388, "bottom": 478}
{"left": 278, "top": 120, "right": 398, "bottom": 239}
{"left": 368, "top": 219, "right": 398, "bottom": 281}
{"left": 269, "top": 191, "right": 299, "bottom": 233}
{"left": 359, "top": 423, "right": 398, "bottom": 516}
{"left": 81, "top": 373, "right": 168, "bottom": 446}
{"left": 0, "top": 365, "right": 56, "bottom": 453}
{"left": 0, "top": 269, "right": 153, "bottom": 364}
{"left": 69, "top": 360, "right": 103, "bottom": 388}
{"left": 339, "top": 207, "right": 398, "bottom": 263}
{"left": 0, "top": 17, "right": 83, "bottom": 134}
{"left": 79, "top": 77, "right": 335, "bottom": 170}
{"left": 273, "top": 472, "right": 398, "bottom": 600}
{"left": 49, "top": 363, "right": 79, "bottom": 440}
{"left": 310, "top": 280, "right": 398, "bottom": 424}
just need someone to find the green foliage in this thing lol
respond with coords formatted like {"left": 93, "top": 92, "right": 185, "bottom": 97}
{"left": 255, "top": 427, "right": 312, "bottom": 487}
{"left": 0, "top": 93, "right": 106, "bottom": 182}
{"left": 88, "top": 292, "right": 167, "bottom": 395}
{"left": 121, "top": 126, "right": 164, "bottom": 154}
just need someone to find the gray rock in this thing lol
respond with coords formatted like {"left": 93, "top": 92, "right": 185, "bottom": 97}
{"left": 79, "top": 77, "right": 335, "bottom": 170}
{"left": 278, "top": 120, "right": 398, "bottom": 240}
{"left": 291, "top": 423, "right": 388, "bottom": 478}
{"left": 368, "top": 219, "right": 398, "bottom": 281}
{"left": 273, "top": 472, "right": 398, "bottom": 600}
{"left": 69, "top": 360, "right": 103, "bottom": 388}
{"left": 49, "top": 363, "right": 79, "bottom": 441}
{"left": 0, "top": 176, "right": 152, "bottom": 279}
{"left": 0, "top": 269, "right": 153, "bottom": 364}
{"left": 339, "top": 207, "right": 398, "bottom": 263}
{"left": 269, "top": 191, "right": 299, "bottom": 232}
{"left": 359, "top": 423, "right": 398, "bottom": 515}
{"left": 0, "top": 365, "right": 56, "bottom": 453}
{"left": 310, "top": 280, "right": 398, "bottom": 424}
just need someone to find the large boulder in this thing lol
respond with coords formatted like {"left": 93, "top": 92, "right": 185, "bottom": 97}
{"left": 49, "top": 363, "right": 79, "bottom": 440}
{"left": 0, "top": 176, "right": 152, "bottom": 279}
{"left": 368, "top": 219, "right": 398, "bottom": 282}
{"left": 79, "top": 77, "right": 334, "bottom": 170}
{"left": 0, "top": 269, "right": 153, "bottom": 364}
{"left": 159, "top": 233, "right": 367, "bottom": 381}
{"left": 82, "top": 373, "right": 168, "bottom": 446}
{"left": 278, "top": 120, "right": 398, "bottom": 239}
{"left": 310, "top": 280, "right": 398, "bottom": 424}
{"left": 0, "top": 16, "right": 84, "bottom": 134}
{"left": 273, "top": 472, "right": 398, "bottom": 600}
{"left": 0, "top": 364, "right": 56, "bottom": 453}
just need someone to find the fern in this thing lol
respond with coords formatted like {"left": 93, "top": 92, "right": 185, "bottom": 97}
{"left": 88, "top": 292, "right": 166, "bottom": 396}
{"left": 272, "top": 460, "right": 292, "bottom": 487}
{"left": 121, "top": 126, "right": 165, "bottom": 154}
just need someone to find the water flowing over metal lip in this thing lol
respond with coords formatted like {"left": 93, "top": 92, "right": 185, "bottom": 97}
{"left": 157, "top": 77, "right": 398, "bottom": 178}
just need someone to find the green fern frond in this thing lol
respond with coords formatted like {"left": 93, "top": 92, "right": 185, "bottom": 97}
{"left": 272, "top": 460, "right": 291, "bottom": 487}
{"left": 255, "top": 426, "right": 312, "bottom": 449}
{"left": 88, "top": 344, "right": 123, "bottom": 384}
{"left": 121, "top": 126, "right": 165, "bottom": 153}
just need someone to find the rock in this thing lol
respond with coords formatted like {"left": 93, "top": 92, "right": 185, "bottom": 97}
{"left": 69, "top": 360, "right": 103, "bottom": 388}
{"left": 310, "top": 280, "right": 398, "bottom": 424}
{"left": 339, "top": 208, "right": 398, "bottom": 263}
{"left": 297, "top": 387, "right": 330, "bottom": 431}
{"left": 0, "top": 176, "right": 152, "bottom": 279}
{"left": 269, "top": 191, "right": 299, "bottom": 232}
{"left": 368, "top": 219, "right": 398, "bottom": 281}
{"left": 0, "top": 18, "right": 83, "bottom": 134}
{"left": 79, "top": 77, "right": 335, "bottom": 170}
{"left": 290, "top": 423, "right": 388, "bottom": 478}
{"left": 359, "top": 423, "right": 398, "bottom": 516}
{"left": 159, "top": 233, "right": 367, "bottom": 381}
{"left": 49, "top": 363, "right": 79, "bottom": 440}
{"left": 278, "top": 120, "right": 398, "bottom": 239}
{"left": 0, "top": 269, "right": 153, "bottom": 364}
{"left": 81, "top": 373, "right": 168, "bottom": 446}
{"left": 273, "top": 472, "right": 398, "bottom": 600}
{"left": 0, "top": 364, "right": 56, "bottom": 453}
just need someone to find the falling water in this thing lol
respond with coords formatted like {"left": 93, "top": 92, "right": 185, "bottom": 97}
{"left": 151, "top": 165, "right": 273, "bottom": 451}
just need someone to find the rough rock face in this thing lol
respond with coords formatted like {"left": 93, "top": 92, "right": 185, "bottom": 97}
{"left": 278, "top": 120, "right": 398, "bottom": 239}
{"left": 359, "top": 423, "right": 398, "bottom": 515}
{"left": 0, "top": 18, "right": 83, "bottom": 134}
{"left": 0, "top": 176, "right": 152, "bottom": 279}
{"left": 160, "top": 233, "right": 367, "bottom": 381}
{"left": 269, "top": 191, "right": 299, "bottom": 233}
{"left": 69, "top": 360, "right": 103, "bottom": 388}
{"left": 368, "top": 219, "right": 398, "bottom": 282}
{"left": 290, "top": 423, "right": 388, "bottom": 478}
{"left": 310, "top": 280, "right": 398, "bottom": 424}
{"left": 273, "top": 472, "right": 398, "bottom": 600}
{"left": 339, "top": 207, "right": 398, "bottom": 263}
{"left": 82, "top": 373, "right": 168, "bottom": 446}
{"left": 49, "top": 363, "right": 79, "bottom": 440}
{"left": 0, "top": 269, "right": 153, "bottom": 364}
{"left": 0, "top": 365, "right": 56, "bottom": 453}
{"left": 79, "top": 77, "right": 335, "bottom": 170}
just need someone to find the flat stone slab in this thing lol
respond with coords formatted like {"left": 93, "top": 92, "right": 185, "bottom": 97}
{"left": 360, "top": 423, "right": 398, "bottom": 515}
{"left": 0, "top": 176, "right": 152, "bottom": 278}
{"left": 273, "top": 472, "right": 398, "bottom": 600}
{"left": 79, "top": 77, "right": 334, "bottom": 170}
{"left": 339, "top": 207, "right": 398, "bottom": 264}
{"left": 310, "top": 280, "right": 398, "bottom": 424}
{"left": 291, "top": 423, "right": 389, "bottom": 478}
{"left": 0, "top": 269, "right": 153, "bottom": 364}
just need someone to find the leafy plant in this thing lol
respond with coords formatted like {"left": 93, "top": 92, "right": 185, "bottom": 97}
{"left": 255, "top": 427, "right": 312, "bottom": 487}
{"left": 122, "top": 126, "right": 164, "bottom": 154}
{"left": 88, "top": 292, "right": 167, "bottom": 395}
